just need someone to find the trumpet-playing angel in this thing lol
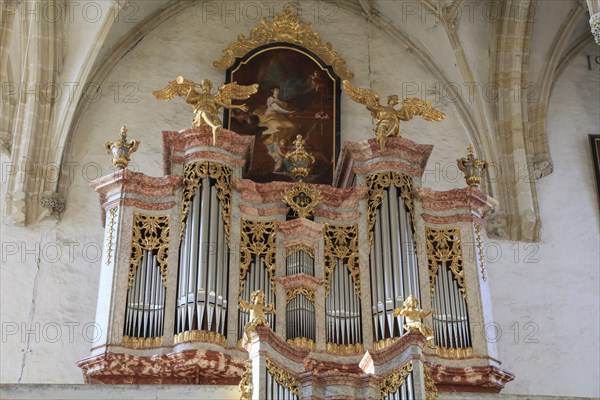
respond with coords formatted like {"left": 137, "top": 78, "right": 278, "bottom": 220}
{"left": 342, "top": 80, "right": 445, "bottom": 151}
{"left": 152, "top": 76, "right": 259, "bottom": 144}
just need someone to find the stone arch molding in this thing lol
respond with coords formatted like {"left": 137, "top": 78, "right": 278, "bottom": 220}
{"left": 2, "top": 0, "right": 588, "bottom": 242}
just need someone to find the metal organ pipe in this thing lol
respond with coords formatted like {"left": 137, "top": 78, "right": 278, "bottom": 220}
{"left": 124, "top": 250, "right": 165, "bottom": 339}
{"left": 175, "top": 173, "right": 230, "bottom": 339}
{"left": 370, "top": 181, "right": 421, "bottom": 343}
{"left": 432, "top": 261, "right": 471, "bottom": 350}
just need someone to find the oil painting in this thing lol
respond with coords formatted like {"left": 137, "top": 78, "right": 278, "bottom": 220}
{"left": 224, "top": 45, "right": 340, "bottom": 184}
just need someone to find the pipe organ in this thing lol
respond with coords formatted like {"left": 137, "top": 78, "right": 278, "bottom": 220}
{"left": 80, "top": 125, "right": 514, "bottom": 398}
{"left": 367, "top": 173, "right": 421, "bottom": 346}
{"left": 176, "top": 163, "right": 232, "bottom": 343}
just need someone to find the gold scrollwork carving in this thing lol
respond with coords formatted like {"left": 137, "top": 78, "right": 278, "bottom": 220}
{"left": 424, "top": 364, "right": 438, "bottom": 400}
{"left": 287, "top": 337, "right": 316, "bottom": 350}
{"left": 286, "top": 287, "right": 315, "bottom": 303}
{"left": 239, "top": 359, "right": 253, "bottom": 400}
{"left": 426, "top": 228, "right": 466, "bottom": 299}
{"left": 435, "top": 346, "right": 473, "bottom": 358}
{"left": 173, "top": 330, "right": 227, "bottom": 346}
{"left": 121, "top": 335, "right": 163, "bottom": 348}
{"left": 373, "top": 337, "right": 397, "bottom": 351}
{"left": 129, "top": 213, "right": 170, "bottom": 287}
{"left": 180, "top": 162, "right": 232, "bottom": 244}
{"left": 240, "top": 219, "right": 277, "bottom": 291}
{"left": 285, "top": 243, "right": 315, "bottom": 258}
{"left": 214, "top": 8, "right": 354, "bottom": 80}
{"left": 379, "top": 361, "right": 413, "bottom": 398}
{"left": 324, "top": 224, "right": 360, "bottom": 295}
{"left": 265, "top": 356, "right": 300, "bottom": 396}
{"left": 325, "top": 342, "right": 364, "bottom": 355}
{"left": 366, "top": 172, "right": 415, "bottom": 253}
{"left": 106, "top": 207, "right": 117, "bottom": 266}
{"left": 475, "top": 224, "right": 486, "bottom": 281}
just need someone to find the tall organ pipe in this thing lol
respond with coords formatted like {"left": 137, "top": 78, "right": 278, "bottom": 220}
{"left": 175, "top": 174, "right": 230, "bottom": 338}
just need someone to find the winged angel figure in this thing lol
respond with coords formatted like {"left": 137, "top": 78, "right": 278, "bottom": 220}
{"left": 153, "top": 77, "right": 259, "bottom": 144}
{"left": 343, "top": 80, "right": 445, "bottom": 151}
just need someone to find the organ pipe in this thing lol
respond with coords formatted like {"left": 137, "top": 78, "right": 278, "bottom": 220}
{"left": 176, "top": 176, "right": 229, "bottom": 338}
{"left": 432, "top": 263, "right": 471, "bottom": 349}
{"left": 326, "top": 260, "right": 362, "bottom": 345}
{"left": 124, "top": 250, "right": 165, "bottom": 339}
{"left": 369, "top": 182, "right": 420, "bottom": 343}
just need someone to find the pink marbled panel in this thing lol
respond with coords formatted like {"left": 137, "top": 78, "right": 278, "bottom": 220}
{"left": 414, "top": 187, "right": 498, "bottom": 219}
{"left": 162, "top": 125, "right": 255, "bottom": 175}
{"left": 77, "top": 349, "right": 246, "bottom": 385}
{"left": 278, "top": 218, "right": 325, "bottom": 241}
{"left": 426, "top": 362, "right": 515, "bottom": 393}
{"left": 333, "top": 137, "right": 434, "bottom": 185}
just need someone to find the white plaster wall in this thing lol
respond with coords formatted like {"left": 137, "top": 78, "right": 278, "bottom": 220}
{"left": 487, "top": 41, "right": 600, "bottom": 398}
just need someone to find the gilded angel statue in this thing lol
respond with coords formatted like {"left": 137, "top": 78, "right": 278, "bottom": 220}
{"left": 239, "top": 290, "right": 275, "bottom": 344}
{"left": 152, "top": 76, "right": 259, "bottom": 144}
{"left": 342, "top": 80, "right": 445, "bottom": 151}
{"left": 393, "top": 295, "right": 435, "bottom": 348}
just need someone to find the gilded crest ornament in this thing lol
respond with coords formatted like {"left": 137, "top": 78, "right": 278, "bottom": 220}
{"left": 282, "top": 182, "right": 322, "bottom": 219}
{"left": 343, "top": 80, "right": 445, "bottom": 151}
{"left": 213, "top": 8, "right": 353, "bottom": 80}
{"left": 104, "top": 125, "right": 139, "bottom": 169}
{"left": 457, "top": 144, "right": 488, "bottom": 187}
{"left": 152, "top": 77, "right": 258, "bottom": 145}
{"left": 282, "top": 135, "right": 322, "bottom": 219}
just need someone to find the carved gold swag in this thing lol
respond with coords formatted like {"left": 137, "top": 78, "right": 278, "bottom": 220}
{"left": 366, "top": 172, "right": 415, "bottom": 253}
{"left": 426, "top": 228, "right": 466, "bottom": 299}
{"left": 180, "top": 162, "right": 232, "bottom": 244}
{"left": 323, "top": 224, "right": 360, "bottom": 295}
{"left": 239, "top": 219, "right": 277, "bottom": 292}
{"left": 129, "top": 213, "right": 170, "bottom": 287}
{"left": 265, "top": 356, "right": 300, "bottom": 396}
{"left": 379, "top": 361, "right": 414, "bottom": 398}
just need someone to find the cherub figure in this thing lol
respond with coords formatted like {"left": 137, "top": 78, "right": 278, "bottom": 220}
{"left": 239, "top": 290, "right": 275, "bottom": 343}
{"left": 393, "top": 295, "right": 435, "bottom": 348}
{"left": 343, "top": 80, "right": 445, "bottom": 151}
{"left": 153, "top": 76, "right": 259, "bottom": 145}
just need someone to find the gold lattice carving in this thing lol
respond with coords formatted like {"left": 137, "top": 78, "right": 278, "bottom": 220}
{"left": 105, "top": 207, "right": 117, "bottom": 265}
{"left": 424, "top": 364, "right": 438, "bottom": 400}
{"left": 323, "top": 224, "right": 360, "bottom": 295}
{"left": 129, "top": 213, "right": 170, "bottom": 287}
{"left": 366, "top": 172, "right": 415, "bottom": 253}
{"left": 285, "top": 243, "right": 315, "bottom": 258}
{"left": 266, "top": 357, "right": 300, "bottom": 396}
{"left": 286, "top": 287, "right": 315, "bottom": 303}
{"left": 240, "top": 219, "right": 277, "bottom": 292}
{"left": 379, "top": 361, "right": 414, "bottom": 398}
{"left": 180, "top": 162, "right": 232, "bottom": 244}
{"left": 426, "top": 228, "right": 466, "bottom": 299}
{"left": 213, "top": 8, "right": 354, "bottom": 80}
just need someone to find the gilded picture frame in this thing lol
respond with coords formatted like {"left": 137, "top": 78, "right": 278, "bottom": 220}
{"left": 223, "top": 43, "right": 341, "bottom": 184}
